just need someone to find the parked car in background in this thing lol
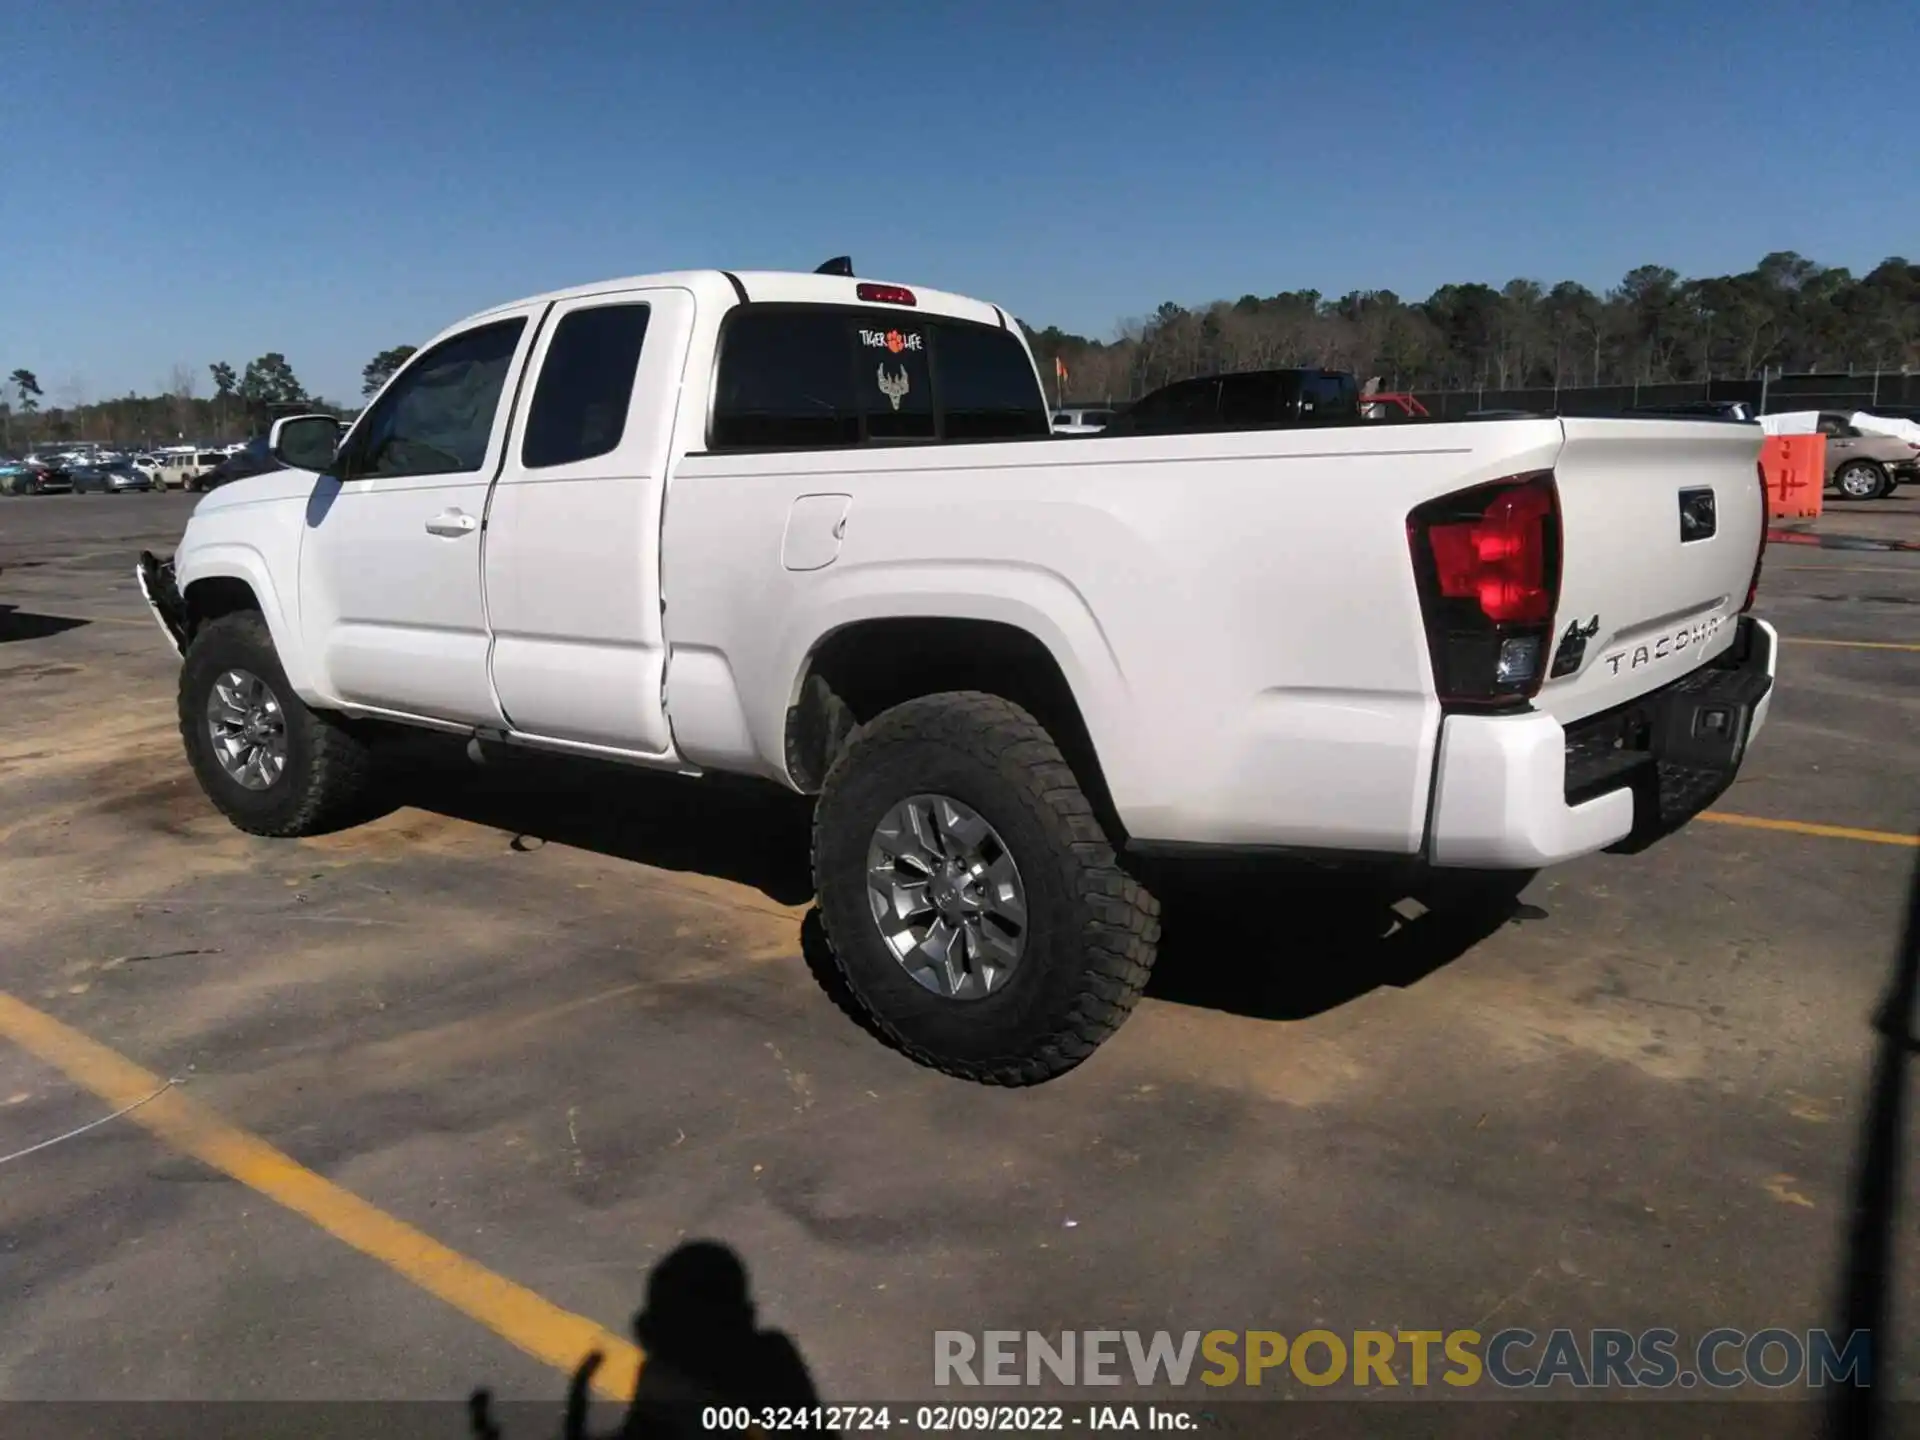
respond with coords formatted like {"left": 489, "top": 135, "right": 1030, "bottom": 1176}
{"left": 1628, "top": 400, "right": 1756, "bottom": 422}
{"left": 1100, "top": 369, "right": 1359, "bottom": 435}
{"left": 2, "top": 455, "right": 72, "bottom": 495}
{"left": 193, "top": 435, "right": 284, "bottom": 491}
{"left": 1818, "top": 412, "right": 1919, "bottom": 500}
{"left": 1051, "top": 406, "right": 1117, "bottom": 434}
{"left": 137, "top": 449, "right": 226, "bottom": 491}
{"left": 180, "top": 449, "right": 233, "bottom": 491}
{"left": 70, "top": 462, "right": 154, "bottom": 494}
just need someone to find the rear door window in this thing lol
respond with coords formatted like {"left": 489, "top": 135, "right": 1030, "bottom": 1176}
{"left": 1300, "top": 372, "right": 1358, "bottom": 419}
{"left": 522, "top": 303, "right": 652, "bottom": 468}
{"left": 1128, "top": 379, "right": 1220, "bottom": 431}
{"left": 1217, "top": 373, "right": 1283, "bottom": 427}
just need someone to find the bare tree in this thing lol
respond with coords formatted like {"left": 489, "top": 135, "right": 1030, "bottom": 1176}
{"left": 168, "top": 363, "right": 197, "bottom": 439}
{"left": 54, "top": 378, "right": 90, "bottom": 440}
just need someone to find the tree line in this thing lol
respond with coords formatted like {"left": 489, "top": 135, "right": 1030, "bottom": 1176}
{"left": 1, "top": 344, "right": 420, "bottom": 452}
{"left": 1024, "top": 251, "right": 1920, "bottom": 404}
{"left": 8, "top": 251, "right": 1917, "bottom": 445}
{"left": 3, "top": 354, "right": 332, "bottom": 451}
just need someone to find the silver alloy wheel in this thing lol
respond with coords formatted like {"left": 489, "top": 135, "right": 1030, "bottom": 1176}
{"left": 866, "top": 793, "right": 1028, "bottom": 1001}
{"left": 1838, "top": 463, "right": 1881, "bottom": 499}
{"left": 205, "top": 668, "right": 288, "bottom": 790}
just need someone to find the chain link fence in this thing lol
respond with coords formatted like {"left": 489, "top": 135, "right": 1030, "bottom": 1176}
{"left": 1404, "top": 371, "right": 1920, "bottom": 421}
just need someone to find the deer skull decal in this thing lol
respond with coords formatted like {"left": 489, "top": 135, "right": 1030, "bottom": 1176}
{"left": 876, "top": 363, "right": 910, "bottom": 412}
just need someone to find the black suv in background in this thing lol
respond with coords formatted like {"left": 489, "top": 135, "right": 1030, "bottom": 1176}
{"left": 1100, "top": 368, "right": 1361, "bottom": 435}
{"left": 193, "top": 435, "right": 284, "bottom": 491}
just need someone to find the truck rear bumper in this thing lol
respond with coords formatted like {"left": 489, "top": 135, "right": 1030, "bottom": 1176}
{"left": 1428, "top": 616, "right": 1778, "bottom": 868}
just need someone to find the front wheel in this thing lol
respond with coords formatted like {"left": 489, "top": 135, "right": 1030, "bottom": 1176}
{"left": 178, "top": 611, "right": 381, "bottom": 836}
{"left": 1835, "top": 460, "right": 1891, "bottom": 501}
{"left": 811, "top": 691, "right": 1160, "bottom": 1085}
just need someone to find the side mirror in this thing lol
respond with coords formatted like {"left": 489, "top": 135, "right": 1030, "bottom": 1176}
{"left": 270, "top": 414, "right": 344, "bottom": 472}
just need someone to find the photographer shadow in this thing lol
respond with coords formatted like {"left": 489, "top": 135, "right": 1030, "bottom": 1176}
{"left": 472, "top": 1240, "right": 824, "bottom": 1440}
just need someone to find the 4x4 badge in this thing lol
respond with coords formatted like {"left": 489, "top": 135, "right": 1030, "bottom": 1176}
{"left": 1549, "top": 614, "right": 1600, "bottom": 679}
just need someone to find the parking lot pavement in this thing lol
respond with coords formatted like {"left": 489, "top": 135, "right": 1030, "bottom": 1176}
{"left": 1774, "top": 488, "right": 1920, "bottom": 550}
{"left": 1, "top": 491, "right": 1916, "bottom": 1405}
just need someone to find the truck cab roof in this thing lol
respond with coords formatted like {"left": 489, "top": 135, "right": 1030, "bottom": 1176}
{"left": 468, "top": 269, "right": 1011, "bottom": 333}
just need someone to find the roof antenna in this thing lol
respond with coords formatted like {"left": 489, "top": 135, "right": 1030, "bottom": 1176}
{"left": 815, "top": 256, "right": 854, "bottom": 277}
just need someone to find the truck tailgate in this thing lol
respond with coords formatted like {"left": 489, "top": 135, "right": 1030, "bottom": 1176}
{"left": 1537, "top": 417, "right": 1765, "bottom": 725}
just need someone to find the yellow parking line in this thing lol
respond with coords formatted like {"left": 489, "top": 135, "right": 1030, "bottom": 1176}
{"left": 1780, "top": 637, "right": 1920, "bottom": 652}
{"left": 1699, "top": 812, "right": 1918, "bottom": 847}
{"left": 0, "top": 990, "right": 642, "bottom": 1399}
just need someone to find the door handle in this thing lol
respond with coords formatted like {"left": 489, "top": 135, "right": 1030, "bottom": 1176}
{"left": 425, "top": 510, "right": 478, "bottom": 537}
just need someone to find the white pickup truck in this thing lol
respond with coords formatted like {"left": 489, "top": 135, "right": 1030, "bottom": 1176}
{"left": 137, "top": 264, "right": 1779, "bottom": 1084}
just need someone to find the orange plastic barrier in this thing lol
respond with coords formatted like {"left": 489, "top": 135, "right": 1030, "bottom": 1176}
{"left": 1760, "top": 434, "right": 1824, "bottom": 520}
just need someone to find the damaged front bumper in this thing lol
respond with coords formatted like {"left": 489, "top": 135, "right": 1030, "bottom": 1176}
{"left": 136, "top": 551, "right": 188, "bottom": 657}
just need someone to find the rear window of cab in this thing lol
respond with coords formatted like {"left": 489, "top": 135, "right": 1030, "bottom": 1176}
{"left": 709, "top": 304, "right": 1049, "bottom": 451}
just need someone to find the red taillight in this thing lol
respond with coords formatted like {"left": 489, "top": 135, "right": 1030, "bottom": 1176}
{"left": 1424, "top": 482, "right": 1556, "bottom": 623}
{"left": 1744, "top": 459, "right": 1769, "bottom": 612}
{"left": 1408, "top": 473, "right": 1561, "bottom": 706}
{"left": 856, "top": 282, "right": 916, "bottom": 306}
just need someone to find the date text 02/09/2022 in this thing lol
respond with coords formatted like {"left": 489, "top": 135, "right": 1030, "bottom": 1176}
{"left": 699, "top": 1404, "right": 1197, "bottom": 1432}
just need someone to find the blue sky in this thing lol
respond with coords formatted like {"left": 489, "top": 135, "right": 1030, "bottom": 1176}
{"left": 3, "top": 0, "right": 1914, "bottom": 406}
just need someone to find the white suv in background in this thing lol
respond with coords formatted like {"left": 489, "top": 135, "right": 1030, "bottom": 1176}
{"left": 138, "top": 449, "right": 225, "bottom": 490}
{"left": 1051, "top": 406, "right": 1116, "bottom": 434}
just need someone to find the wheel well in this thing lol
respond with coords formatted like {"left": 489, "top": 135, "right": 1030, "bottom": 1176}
{"left": 784, "top": 617, "right": 1124, "bottom": 837}
{"left": 182, "top": 576, "right": 261, "bottom": 639}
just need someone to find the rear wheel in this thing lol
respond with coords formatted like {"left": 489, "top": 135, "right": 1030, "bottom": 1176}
{"left": 1835, "top": 460, "right": 1890, "bottom": 501}
{"left": 178, "top": 611, "right": 380, "bottom": 837}
{"left": 811, "top": 691, "right": 1160, "bottom": 1085}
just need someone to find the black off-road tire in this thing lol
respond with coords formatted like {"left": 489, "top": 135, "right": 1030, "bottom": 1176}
{"left": 178, "top": 610, "right": 379, "bottom": 837}
{"left": 811, "top": 691, "right": 1160, "bottom": 1085}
